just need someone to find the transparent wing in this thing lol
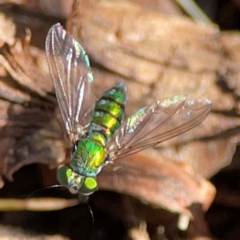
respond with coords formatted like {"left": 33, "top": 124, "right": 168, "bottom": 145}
{"left": 107, "top": 95, "right": 211, "bottom": 160}
{"left": 45, "top": 23, "right": 95, "bottom": 142}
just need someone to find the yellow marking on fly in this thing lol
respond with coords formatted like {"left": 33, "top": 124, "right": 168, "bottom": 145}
{"left": 85, "top": 177, "right": 97, "bottom": 190}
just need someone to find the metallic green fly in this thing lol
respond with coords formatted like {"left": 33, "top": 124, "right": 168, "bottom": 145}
{"left": 45, "top": 23, "right": 211, "bottom": 196}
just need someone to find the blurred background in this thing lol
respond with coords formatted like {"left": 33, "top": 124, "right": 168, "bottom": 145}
{"left": 0, "top": 0, "right": 240, "bottom": 239}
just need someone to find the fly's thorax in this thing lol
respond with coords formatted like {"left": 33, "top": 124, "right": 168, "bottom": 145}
{"left": 70, "top": 132, "right": 107, "bottom": 177}
{"left": 89, "top": 82, "right": 127, "bottom": 141}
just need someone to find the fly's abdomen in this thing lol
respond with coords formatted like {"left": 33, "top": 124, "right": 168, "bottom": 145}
{"left": 90, "top": 82, "right": 127, "bottom": 141}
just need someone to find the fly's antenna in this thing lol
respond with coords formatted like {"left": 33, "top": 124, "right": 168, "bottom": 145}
{"left": 24, "top": 185, "right": 80, "bottom": 212}
{"left": 87, "top": 201, "right": 95, "bottom": 240}
{"left": 26, "top": 184, "right": 68, "bottom": 199}
{"left": 78, "top": 193, "right": 95, "bottom": 239}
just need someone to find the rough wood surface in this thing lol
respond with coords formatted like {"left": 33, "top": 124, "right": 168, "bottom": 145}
{"left": 0, "top": 0, "right": 239, "bottom": 239}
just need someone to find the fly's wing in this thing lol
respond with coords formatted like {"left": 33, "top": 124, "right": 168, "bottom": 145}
{"left": 45, "top": 23, "right": 94, "bottom": 142}
{"left": 107, "top": 95, "right": 211, "bottom": 160}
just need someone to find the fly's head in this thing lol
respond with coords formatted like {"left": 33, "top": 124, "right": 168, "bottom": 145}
{"left": 57, "top": 166, "right": 98, "bottom": 195}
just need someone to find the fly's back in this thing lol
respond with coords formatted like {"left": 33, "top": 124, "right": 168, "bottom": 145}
{"left": 70, "top": 83, "right": 127, "bottom": 178}
{"left": 89, "top": 82, "right": 127, "bottom": 142}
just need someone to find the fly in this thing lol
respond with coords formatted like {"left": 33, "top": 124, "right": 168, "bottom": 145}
{"left": 45, "top": 23, "right": 211, "bottom": 196}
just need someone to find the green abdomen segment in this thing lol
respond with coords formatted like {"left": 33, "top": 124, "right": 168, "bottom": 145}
{"left": 89, "top": 82, "right": 127, "bottom": 142}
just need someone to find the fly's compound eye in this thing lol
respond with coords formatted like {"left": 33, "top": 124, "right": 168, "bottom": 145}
{"left": 79, "top": 177, "right": 98, "bottom": 195}
{"left": 57, "top": 166, "right": 83, "bottom": 193}
{"left": 57, "top": 166, "right": 72, "bottom": 186}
